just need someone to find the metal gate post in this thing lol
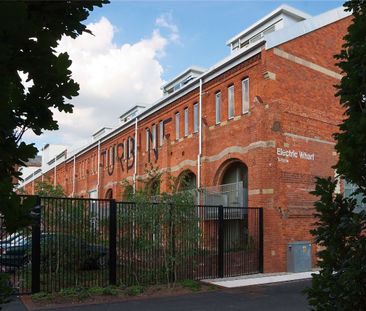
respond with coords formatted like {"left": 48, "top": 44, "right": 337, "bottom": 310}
{"left": 169, "top": 203, "right": 176, "bottom": 283}
{"left": 31, "top": 196, "right": 41, "bottom": 294}
{"left": 259, "top": 208, "right": 264, "bottom": 273}
{"left": 109, "top": 199, "right": 117, "bottom": 285}
{"left": 218, "top": 205, "right": 224, "bottom": 278}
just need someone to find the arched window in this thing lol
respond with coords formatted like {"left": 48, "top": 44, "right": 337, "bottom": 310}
{"left": 220, "top": 160, "right": 248, "bottom": 208}
{"left": 177, "top": 170, "right": 197, "bottom": 191}
{"left": 105, "top": 189, "right": 113, "bottom": 199}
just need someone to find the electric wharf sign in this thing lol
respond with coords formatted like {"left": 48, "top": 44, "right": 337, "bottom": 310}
{"left": 276, "top": 147, "right": 315, "bottom": 163}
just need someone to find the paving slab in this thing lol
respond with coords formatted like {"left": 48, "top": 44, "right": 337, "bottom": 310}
{"left": 202, "top": 271, "right": 318, "bottom": 288}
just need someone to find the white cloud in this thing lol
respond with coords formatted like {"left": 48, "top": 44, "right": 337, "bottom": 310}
{"left": 22, "top": 14, "right": 180, "bottom": 151}
{"left": 156, "top": 13, "right": 180, "bottom": 44}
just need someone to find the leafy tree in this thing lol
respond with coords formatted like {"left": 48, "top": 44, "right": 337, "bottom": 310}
{"left": 307, "top": 1, "right": 366, "bottom": 309}
{"left": 307, "top": 178, "right": 366, "bottom": 309}
{"left": 334, "top": 0, "right": 366, "bottom": 194}
{"left": 0, "top": 1, "right": 108, "bottom": 232}
{"left": 119, "top": 168, "right": 200, "bottom": 287}
{"left": 34, "top": 180, "right": 65, "bottom": 197}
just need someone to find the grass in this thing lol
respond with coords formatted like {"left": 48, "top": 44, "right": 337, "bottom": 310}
{"left": 178, "top": 279, "right": 201, "bottom": 292}
{"left": 31, "top": 279, "right": 216, "bottom": 304}
{"left": 32, "top": 286, "right": 118, "bottom": 302}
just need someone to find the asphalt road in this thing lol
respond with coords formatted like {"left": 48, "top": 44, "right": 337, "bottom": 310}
{"left": 2, "top": 279, "right": 311, "bottom": 311}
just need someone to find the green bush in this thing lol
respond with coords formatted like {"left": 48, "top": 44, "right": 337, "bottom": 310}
{"left": 125, "top": 285, "right": 144, "bottom": 296}
{"left": 87, "top": 286, "right": 104, "bottom": 296}
{"left": 101, "top": 286, "right": 118, "bottom": 296}
{"left": 305, "top": 178, "right": 366, "bottom": 310}
{"left": 0, "top": 273, "right": 12, "bottom": 304}
{"left": 31, "top": 292, "right": 54, "bottom": 301}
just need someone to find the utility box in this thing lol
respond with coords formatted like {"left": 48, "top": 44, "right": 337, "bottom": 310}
{"left": 287, "top": 241, "right": 312, "bottom": 273}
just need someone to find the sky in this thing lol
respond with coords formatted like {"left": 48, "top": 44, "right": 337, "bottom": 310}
{"left": 22, "top": 0, "right": 345, "bottom": 153}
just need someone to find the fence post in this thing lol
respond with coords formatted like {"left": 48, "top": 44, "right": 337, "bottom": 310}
{"left": 258, "top": 208, "right": 264, "bottom": 273}
{"left": 109, "top": 199, "right": 117, "bottom": 285}
{"left": 218, "top": 205, "right": 224, "bottom": 278}
{"left": 31, "top": 196, "right": 41, "bottom": 294}
{"left": 168, "top": 203, "right": 176, "bottom": 283}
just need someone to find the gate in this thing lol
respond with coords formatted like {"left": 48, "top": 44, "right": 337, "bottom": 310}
{"left": 199, "top": 205, "right": 263, "bottom": 278}
{"left": 0, "top": 196, "right": 40, "bottom": 294}
{"left": 0, "top": 196, "right": 263, "bottom": 294}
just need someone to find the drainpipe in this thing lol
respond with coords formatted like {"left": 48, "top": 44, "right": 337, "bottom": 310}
{"left": 198, "top": 79, "right": 203, "bottom": 190}
{"left": 32, "top": 172, "right": 35, "bottom": 195}
{"left": 96, "top": 140, "right": 101, "bottom": 198}
{"left": 72, "top": 155, "right": 76, "bottom": 197}
{"left": 133, "top": 117, "right": 138, "bottom": 194}
{"left": 54, "top": 155, "right": 57, "bottom": 188}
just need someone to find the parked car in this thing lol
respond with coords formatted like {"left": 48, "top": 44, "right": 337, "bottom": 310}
{"left": 0, "top": 233, "right": 108, "bottom": 270}
{"left": 0, "top": 232, "right": 28, "bottom": 247}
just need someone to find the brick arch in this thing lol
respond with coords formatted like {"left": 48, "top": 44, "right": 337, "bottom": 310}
{"left": 176, "top": 169, "right": 197, "bottom": 191}
{"left": 214, "top": 158, "right": 248, "bottom": 185}
{"left": 105, "top": 188, "right": 113, "bottom": 199}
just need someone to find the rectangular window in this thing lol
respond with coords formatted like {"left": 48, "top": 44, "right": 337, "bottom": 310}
{"left": 127, "top": 137, "right": 131, "bottom": 159}
{"left": 193, "top": 103, "right": 198, "bottom": 133}
{"left": 175, "top": 112, "right": 180, "bottom": 140}
{"left": 124, "top": 139, "right": 127, "bottom": 159}
{"left": 228, "top": 85, "right": 234, "bottom": 119}
{"left": 146, "top": 129, "right": 150, "bottom": 152}
{"left": 184, "top": 108, "right": 188, "bottom": 137}
{"left": 242, "top": 78, "right": 249, "bottom": 113}
{"left": 109, "top": 147, "right": 113, "bottom": 166}
{"left": 215, "top": 92, "right": 221, "bottom": 124}
{"left": 152, "top": 124, "right": 156, "bottom": 149}
{"left": 159, "top": 121, "right": 164, "bottom": 146}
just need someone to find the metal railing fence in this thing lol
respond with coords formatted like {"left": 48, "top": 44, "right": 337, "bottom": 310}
{"left": 0, "top": 196, "right": 263, "bottom": 294}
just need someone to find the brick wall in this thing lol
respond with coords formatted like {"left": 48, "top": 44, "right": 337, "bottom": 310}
{"left": 21, "top": 16, "right": 350, "bottom": 273}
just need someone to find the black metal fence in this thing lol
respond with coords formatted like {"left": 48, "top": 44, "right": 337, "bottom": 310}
{"left": 0, "top": 196, "right": 263, "bottom": 294}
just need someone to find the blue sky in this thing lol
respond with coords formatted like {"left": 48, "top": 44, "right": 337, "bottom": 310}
{"left": 88, "top": 0, "right": 345, "bottom": 82}
{"left": 23, "top": 0, "right": 346, "bottom": 151}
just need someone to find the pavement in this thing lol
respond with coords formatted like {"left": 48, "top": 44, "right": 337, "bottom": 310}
{"left": 1, "top": 279, "right": 311, "bottom": 311}
{"left": 203, "top": 271, "right": 317, "bottom": 288}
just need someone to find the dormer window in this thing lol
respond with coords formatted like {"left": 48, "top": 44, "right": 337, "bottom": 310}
{"left": 232, "top": 41, "right": 239, "bottom": 51}
{"left": 240, "top": 39, "right": 249, "bottom": 49}
{"left": 161, "top": 67, "right": 206, "bottom": 95}
{"left": 227, "top": 5, "right": 310, "bottom": 54}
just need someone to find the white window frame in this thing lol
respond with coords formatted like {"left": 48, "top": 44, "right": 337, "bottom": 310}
{"left": 152, "top": 124, "right": 157, "bottom": 149}
{"left": 124, "top": 139, "right": 127, "bottom": 159}
{"left": 215, "top": 92, "right": 221, "bottom": 124}
{"left": 184, "top": 108, "right": 189, "bottom": 137}
{"left": 146, "top": 128, "right": 150, "bottom": 152}
{"left": 175, "top": 112, "right": 180, "bottom": 140}
{"left": 159, "top": 121, "right": 164, "bottom": 146}
{"left": 228, "top": 85, "right": 235, "bottom": 119}
{"left": 193, "top": 103, "right": 198, "bottom": 133}
{"left": 242, "top": 78, "right": 249, "bottom": 114}
{"left": 127, "top": 137, "right": 132, "bottom": 159}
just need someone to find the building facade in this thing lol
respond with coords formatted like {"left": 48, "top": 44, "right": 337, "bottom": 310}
{"left": 19, "top": 5, "right": 351, "bottom": 273}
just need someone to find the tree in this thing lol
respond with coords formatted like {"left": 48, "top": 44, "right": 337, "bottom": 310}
{"left": 307, "top": 1, "right": 366, "bottom": 309}
{"left": 34, "top": 180, "right": 65, "bottom": 197}
{"left": 0, "top": 1, "right": 108, "bottom": 232}
{"left": 335, "top": 0, "right": 366, "bottom": 194}
{"left": 119, "top": 168, "right": 200, "bottom": 287}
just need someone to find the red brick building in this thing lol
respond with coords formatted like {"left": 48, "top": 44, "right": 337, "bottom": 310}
{"left": 19, "top": 5, "right": 351, "bottom": 273}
